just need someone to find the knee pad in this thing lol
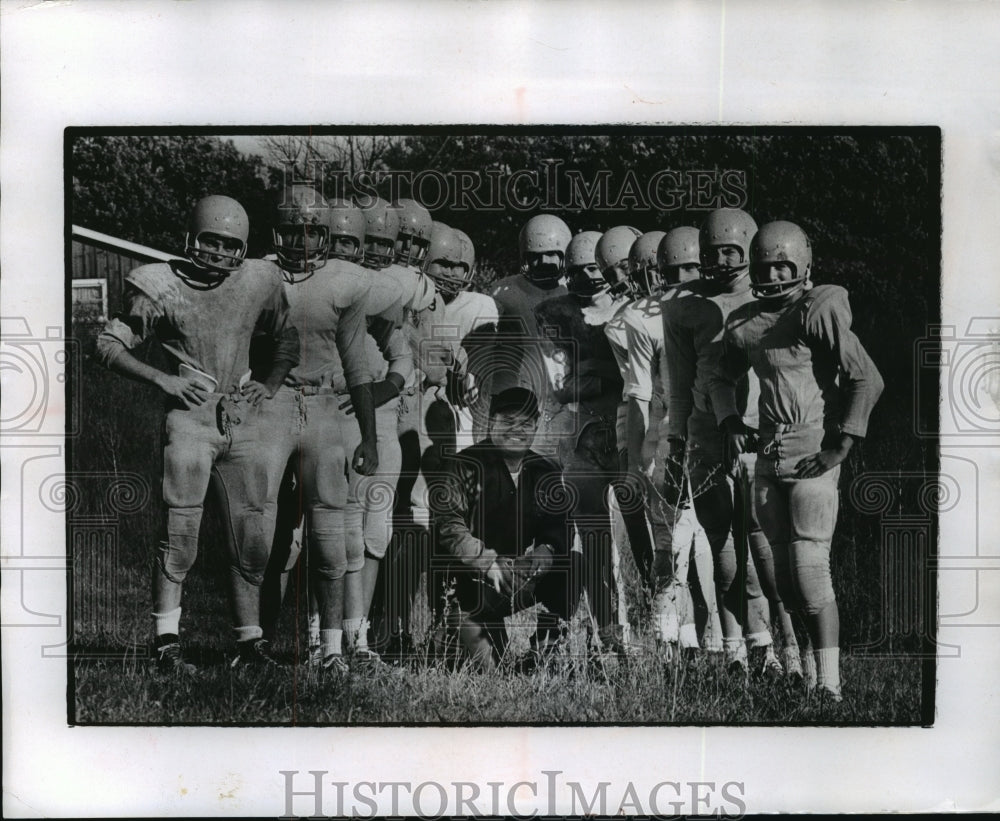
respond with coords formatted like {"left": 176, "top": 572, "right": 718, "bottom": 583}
{"left": 311, "top": 509, "right": 350, "bottom": 579}
{"left": 160, "top": 507, "right": 202, "bottom": 583}
{"left": 793, "top": 541, "right": 836, "bottom": 615}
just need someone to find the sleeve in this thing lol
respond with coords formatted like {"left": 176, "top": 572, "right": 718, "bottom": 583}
{"left": 337, "top": 278, "right": 374, "bottom": 388}
{"left": 624, "top": 315, "right": 655, "bottom": 402}
{"left": 805, "top": 286, "right": 885, "bottom": 438}
{"left": 379, "top": 327, "right": 415, "bottom": 385}
{"left": 253, "top": 281, "right": 300, "bottom": 368}
{"left": 94, "top": 283, "right": 161, "bottom": 367}
{"left": 432, "top": 458, "right": 497, "bottom": 572}
{"left": 662, "top": 304, "right": 696, "bottom": 439}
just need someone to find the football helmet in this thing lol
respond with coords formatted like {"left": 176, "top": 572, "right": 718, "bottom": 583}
{"left": 519, "top": 214, "right": 571, "bottom": 286}
{"left": 184, "top": 195, "right": 249, "bottom": 277}
{"left": 422, "top": 222, "right": 469, "bottom": 300}
{"left": 657, "top": 226, "right": 701, "bottom": 287}
{"left": 628, "top": 230, "right": 666, "bottom": 296}
{"left": 357, "top": 196, "right": 401, "bottom": 269}
{"left": 699, "top": 208, "right": 757, "bottom": 284}
{"left": 392, "top": 198, "right": 433, "bottom": 268}
{"left": 327, "top": 199, "right": 366, "bottom": 263}
{"left": 565, "top": 230, "right": 602, "bottom": 272}
{"left": 595, "top": 225, "right": 639, "bottom": 297}
{"left": 272, "top": 184, "right": 330, "bottom": 279}
{"left": 750, "top": 220, "right": 813, "bottom": 300}
{"left": 453, "top": 228, "right": 476, "bottom": 278}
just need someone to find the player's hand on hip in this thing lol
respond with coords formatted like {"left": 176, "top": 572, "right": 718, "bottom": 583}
{"left": 794, "top": 448, "right": 847, "bottom": 479}
{"left": 240, "top": 380, "right": 270, "bottom": 407}
{"left": 158, "top": 374, "right": 209, "bottom": 409}
{"left": 352, "top": 439, "right": 379, "bottom": 476}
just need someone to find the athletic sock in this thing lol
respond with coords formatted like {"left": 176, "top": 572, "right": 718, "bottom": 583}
{"left": 679, "top": 622, "right": 699, "bottom": 649}
{"left": 234, "top": 625, "right": 263, "bottom": 644}
{"left": 320, "top": 628, "right": 343, "bottom": 659}
{"left": 343, "top": 617, "right": 363, "bottom": 650}
{"left": 815, "top": 647, "right": 841, "bottom": 694}
{"left": 153, "top": 607, "right": 181, "bottom": 638}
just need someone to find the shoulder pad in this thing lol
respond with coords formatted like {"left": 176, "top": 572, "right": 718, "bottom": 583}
{"left": 125, "top": 263, "right": 180, "bottom": 304}
{"left": 802, "top": 284, "right": 852, "bottom": 329}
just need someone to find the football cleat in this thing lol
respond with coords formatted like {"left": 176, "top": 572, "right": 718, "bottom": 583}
{"left": 230, "top": 638, "right": 281, "bottom": 669}
{"left": 153, "top": 636, "right": 196, "bottom": 675}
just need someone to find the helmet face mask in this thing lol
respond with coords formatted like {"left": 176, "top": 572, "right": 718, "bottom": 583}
{"left": 272, "top": 185, "right": 330, "bottom": 280}
{"left": 184, "top": 195, "right": 249, "bottom": 279}
{"left": 749, "top": 220, "right": 813, "bottom": 300}
{"left": 567, "top": 263, "right": 609, "bottom": 302}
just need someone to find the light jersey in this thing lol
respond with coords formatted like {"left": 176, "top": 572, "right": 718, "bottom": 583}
{"left": 721, "top": 284, "right": 884, "bottom": 437}
{"left": 96, "top": 258, "right": 297, "bottom": 393}
{"left": 281, "top": 258, "right": 377, "bottom": 391}
{"left": 661, "top": 277, "right": 761, "bottom": 439}
{"left": 622, "top": 285, "right": 698, "bottom": 455}
{"left": 432, "top": 290, "right": 501, "bottom": 381}
{"left": 583, "top": 295, "right": 632, "bottom": 446}
{"left": 490, "top": 273, "right": 568, "bottom": 395}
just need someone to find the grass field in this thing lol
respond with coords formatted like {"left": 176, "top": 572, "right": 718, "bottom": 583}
{"left": 69, "top": 340, "right": 933, "bottom": 726}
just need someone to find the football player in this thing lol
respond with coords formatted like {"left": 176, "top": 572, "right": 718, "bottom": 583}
{"left": 338, "top": 196, "right": 430, "bottom": 661}
{"left": 594, "top": 227, "right": 658, "bottom": 620}
{"left": 622, "top": 227, "right": 722, "bottom": 658}
{"left": 533, "top": 228, "right": 630, "bottom": 656}
{"left": 661, "top": 208, "right": 784, "bottom": 677}
{"left": 721, "top": 221, "right": 884, "bottom": 700}
{"left": 95, "top": 195, "right": 301, "bottom": 672}
{"left": 255, "top": 186, "right": 383, "bottom": 672}
{"left": 490, "top": 214, "right": 573, "bottom": 459}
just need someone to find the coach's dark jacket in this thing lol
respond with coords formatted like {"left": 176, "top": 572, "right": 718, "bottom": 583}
{"left": 432, "top": 440, "right": 569, "bottom": 574}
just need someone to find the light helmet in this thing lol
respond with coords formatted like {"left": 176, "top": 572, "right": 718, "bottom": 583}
{"left": 453, "top": 228, "right": 476, "bottom": 279}
{"left": 627, "top": 230, "right": 666, "bottom": 296}
{"left": 184, "top": 195, "right": 249, "bottom": 278}
{"left": 519, "top": 214, "right": 571, "bottom": 286}
{"left": 749, "top": 220, "right": 813, "bottom": 300}
{"left": 272, "top": 184, "right": 330, "bottom": 280}
{"left": 357, "top": 196, "right": 401, "bottom": 269}
{"left": 422, "top": 222, "right": 469, "bottom": 301}
{"left": 392, "top": 199, "right": 433, "bottom": 269}
{"left": 565, "top": 230, "right": 602, "bottom": 272}
{"left": 657, "top": 226, "right": 701, "bottom": 288}
{"left": 699, "top": 208, "right": 758, "bottom": 284}
{"left": 327, "top": 199, "right": 366, "bottom": 263}
{"left": 595, "top": 225, "right": 640, "bottom": 298}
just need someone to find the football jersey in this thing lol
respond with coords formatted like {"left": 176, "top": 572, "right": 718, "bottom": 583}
{"left": 490, "top": 273, "right": 567, "bottom": 395}
{"left": 662, "top": 278, "right": 760, "bottom": 438}
{"left": 722, "top": 284, "right": 884, "bottom": 437}
{"left": 96, "top": 259, "right": 297, "bottom": 394}
{"left": 282, "top": 259, "right": 374, "bottom": 390}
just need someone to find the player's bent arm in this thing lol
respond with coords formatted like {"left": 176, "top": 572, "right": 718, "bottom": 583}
{"left": 370, "top": 328, "right": 412, "bottom": 407}
{"left": 348, "top": 383, "right": 379, "bottom": 475}
{"left": 806, "top": 286, "right": 885, "bottom": 438}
